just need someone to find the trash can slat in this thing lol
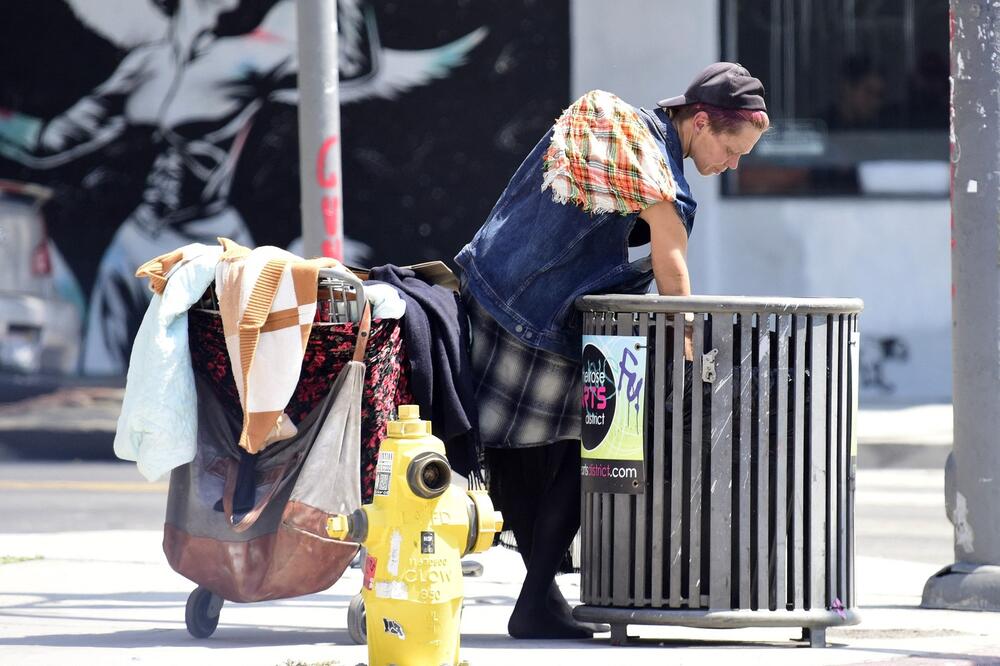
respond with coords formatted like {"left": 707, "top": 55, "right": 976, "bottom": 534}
{"left": 756, "top": 314, "right": 771, "bottom": 611}
{"left": 601, "top": 312, "right": 616, "bottom": 606}
{"left": 848, "top": 314, "right": 860, "bottom": 608}
{"left": 613, "top": 312, "right": 633, "bottom": 605}
{"left": 827, "top": 317, "right": 840, "bottom": 609}
{"left": 809, "top": 316, "right": 828, "bottom": 609}
{"left": 709, "top": 315, "right": 734, "bottom": 610}
{"left": 635, "top": 311, "right": 650, "bottom": 606}
{"left": 738, "top": 314, "right": 753, "bottom": 610}
{"left": 669, "top": 314, "right": 685, "bottom": 606}
{"left": 603, "top": 313, "right": 631, "bottom": 606}
{"left": 601, "top": 488, "right": 612, "bottom": 604}
{"left": 774, "top": 314, "right": 791, "bottom": 610}
{"left": 580, "top": 312, "right": 594, "bottom": 604}
{"left": 792, "top": 315, "right": 807, "bottom": 610}
{"left": 837, "top": 315, "right": 849, "bottom": 606}
{"left": 651, "top": 312, "right": 667, "bottom": 605}
{"left": 582, "top": 312, "right": 595, "bottom": 603}
{"left": 689, "top": 315, "right": 705, "bottom": 606}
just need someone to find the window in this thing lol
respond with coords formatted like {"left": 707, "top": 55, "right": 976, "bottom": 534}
{"left": 721, "top": 0, "right": 949, "bottom": 197}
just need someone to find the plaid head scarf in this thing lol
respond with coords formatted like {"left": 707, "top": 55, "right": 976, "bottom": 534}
{"left": 542, "top": 89, "right": 677, "bottom": 215}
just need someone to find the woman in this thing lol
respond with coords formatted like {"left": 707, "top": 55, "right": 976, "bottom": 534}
{"left": 455, "top": 62, "right": 769, "bottom": 639}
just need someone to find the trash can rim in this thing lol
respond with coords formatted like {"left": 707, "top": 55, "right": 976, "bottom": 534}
{"left": 576, "top": 294, "right": 863, "bottom": 315}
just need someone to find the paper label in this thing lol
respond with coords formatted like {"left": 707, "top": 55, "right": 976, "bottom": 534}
{"left": 374, "top": 451, "right": 394, "bottom": 496}
{"left": 388, "top": 530, "right": 401, "bottom": 576}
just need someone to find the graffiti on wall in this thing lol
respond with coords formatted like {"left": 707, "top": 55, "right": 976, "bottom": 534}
{"left": 0, "top": 0, "right": 570, "bottom": 375}
{"left": 860, "top": 335, "right": 911, "bottom": 394}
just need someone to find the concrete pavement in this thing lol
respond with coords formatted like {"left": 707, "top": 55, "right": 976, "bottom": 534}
{"left": 3, "top": 461, "right": 1000, "bottom": 666}
{"left": 4, "top": 397, "right": 998, "bottom": 664}
{"left": 2, "top": 523, "right": 1000, "bottom": 666}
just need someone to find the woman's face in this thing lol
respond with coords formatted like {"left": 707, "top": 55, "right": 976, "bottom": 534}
{"left": 687, "top": 112, "right": 764, "bottom": 177}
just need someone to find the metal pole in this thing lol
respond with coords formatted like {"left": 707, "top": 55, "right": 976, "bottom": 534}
{"left": 296, "top": 0, "right": 343, "bottom": 260}
{"left": 922, "top": 0, "right": 1000, "bottom": 610}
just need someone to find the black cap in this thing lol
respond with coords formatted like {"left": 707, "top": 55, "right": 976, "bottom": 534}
{"left": 657, "top": 62, "right": 767, "bottom": 112}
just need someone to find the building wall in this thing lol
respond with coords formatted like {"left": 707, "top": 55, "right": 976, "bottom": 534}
{"left": 0, "top": 0, "right": 571, "bottom": 376}
{"left": 570, "top": 0, "right": 952, "bottom": 402}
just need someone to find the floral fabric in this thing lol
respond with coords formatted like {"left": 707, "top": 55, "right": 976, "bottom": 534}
{"left": 189, "top": 309, "right": 412, "bottom": 503}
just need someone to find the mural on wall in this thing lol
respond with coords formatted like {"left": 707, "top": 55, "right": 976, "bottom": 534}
{"left": 0, "top": 0, "right": 571, "bottom": 375}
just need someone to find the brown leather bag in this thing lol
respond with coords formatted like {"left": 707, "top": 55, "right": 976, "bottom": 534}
{"left": 163, "top": 306, "right": 371, "bottom": 602}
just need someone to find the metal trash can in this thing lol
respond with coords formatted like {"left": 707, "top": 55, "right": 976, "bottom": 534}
{"left": 573, "top": 295, "right": 863, "bottom": 648}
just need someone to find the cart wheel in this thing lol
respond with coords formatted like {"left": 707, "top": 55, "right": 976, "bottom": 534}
{"left": 185, "top": 586, "right": 223, "bottom": 638}
{"left": 347, "top": 593, "right": 367, "bottom": 645}
{"left": 461, "top": 559, "right": 484, "bottom": 577}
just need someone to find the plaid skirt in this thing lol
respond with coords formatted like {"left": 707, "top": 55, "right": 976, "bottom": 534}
{"left": 464, "top": 294, "right": 582, "bottom": 448}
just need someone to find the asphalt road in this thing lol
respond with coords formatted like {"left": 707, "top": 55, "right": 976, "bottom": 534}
{"left": 0, "top": 461, "right": 955, "bottom": 567}
{"left": 0, "top": 462, "right": 166, "bottom": 533}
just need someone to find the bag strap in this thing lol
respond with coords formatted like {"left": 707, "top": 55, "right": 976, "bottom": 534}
{"left": 222, "top": 451, "right": 300, "bottom": 533}
{"left": 352, "top": 300, "right": 372, "bottom": 363}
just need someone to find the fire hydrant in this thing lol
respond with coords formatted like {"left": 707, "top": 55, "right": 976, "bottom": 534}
{"left": 326, "top": 404, "right": 503, "bottom": 666}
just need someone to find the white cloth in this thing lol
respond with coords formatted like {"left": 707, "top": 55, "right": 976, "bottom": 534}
{"left": 113, "top": 243, "right": 222, "bottom": 481}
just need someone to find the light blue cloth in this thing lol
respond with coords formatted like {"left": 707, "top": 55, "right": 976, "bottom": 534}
{"left": 365, "top": 282, "right": 406, "bottom": 319}
{"left": 114, "top": 244, "right": 222, "bottom": 481}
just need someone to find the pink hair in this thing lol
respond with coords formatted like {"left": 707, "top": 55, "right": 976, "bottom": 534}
{"left": 673, "top": 102, "right": 770, "bottom": 134}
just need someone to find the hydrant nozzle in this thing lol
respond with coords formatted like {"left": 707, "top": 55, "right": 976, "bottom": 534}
{"left": 326, "top": 514, "right": 350, "bottom": 541}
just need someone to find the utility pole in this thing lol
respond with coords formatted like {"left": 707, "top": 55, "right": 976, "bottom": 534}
{"left": 922, "top": 0, "right": 1000, "bottom": 610}
{"left": 296, "top": 0, "right": 343, "bottom": 260}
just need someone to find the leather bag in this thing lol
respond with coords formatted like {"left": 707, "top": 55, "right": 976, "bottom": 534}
{"left": 163, "top": 305, "right": 372, "bottom": 602}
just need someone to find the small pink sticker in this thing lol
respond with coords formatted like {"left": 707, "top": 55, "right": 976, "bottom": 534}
{"left": 363, "top": 555, "right": 377, "bottom": 590}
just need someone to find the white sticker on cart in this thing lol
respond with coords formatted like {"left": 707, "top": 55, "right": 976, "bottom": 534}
{"left": 374, "top": 451, "right": 393, "bottom": 496}
{"left": 388, "top": 530, "right": 401, "bottom": 576}
{"left": 375, "top": 581, "right": 409, "bottom": 600}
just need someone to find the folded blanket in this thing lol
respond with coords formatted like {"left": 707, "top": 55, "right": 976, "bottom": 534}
{"left": 542, "top": 89, "right": 676, "bottom": 215}
{"left": 215, "top": 238, "right": 343, "bottom": 454}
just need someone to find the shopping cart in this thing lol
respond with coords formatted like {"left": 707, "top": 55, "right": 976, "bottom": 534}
{"left": 165, "top": 266, "right": 412, "bottom": 638}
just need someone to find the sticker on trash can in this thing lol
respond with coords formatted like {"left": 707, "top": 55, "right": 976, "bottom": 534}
{"left": 581, "top": 335, "right": 646, "bottom": 494}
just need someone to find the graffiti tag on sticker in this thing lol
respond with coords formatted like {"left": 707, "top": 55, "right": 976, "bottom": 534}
{"left": 383, "top": 617, "right": 406, "bottom": 639}
{"left": 363, "top": 554, "right": 377, "bottom": 590}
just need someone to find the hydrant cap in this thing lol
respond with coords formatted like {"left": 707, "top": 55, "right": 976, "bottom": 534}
{"left": 388, "top": 404, "right": 433, "bottom": 437}
{"left": 398, "top": 404, "right": 421, "bottom": 420}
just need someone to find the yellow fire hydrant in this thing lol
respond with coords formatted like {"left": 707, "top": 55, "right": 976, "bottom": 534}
{"left": 326, "top": 405, "right": 503, "bottom": 666}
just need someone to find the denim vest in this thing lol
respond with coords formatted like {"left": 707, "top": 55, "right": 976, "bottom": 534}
{"left": 455, "top": 106, "right": 697, "bottom": 359}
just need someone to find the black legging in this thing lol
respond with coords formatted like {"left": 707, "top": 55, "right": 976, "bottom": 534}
{"left": 485, "top": 440, "right": 593, "bottom": 638}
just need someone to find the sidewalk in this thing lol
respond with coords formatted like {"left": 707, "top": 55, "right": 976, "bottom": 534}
{"left": 3, "top": 391, "right": 991, "bottom": 664}
{"left": 856, "top": 403, "right": 952, "bottom": 469}
{"left": 1, "top": 517, "right": 999, "bottom": 666}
